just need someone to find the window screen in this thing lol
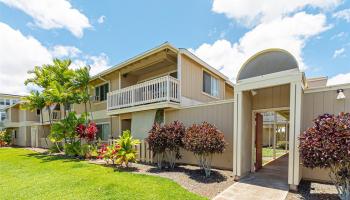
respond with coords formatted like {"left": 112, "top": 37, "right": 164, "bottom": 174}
{"left": 95, "top": 83, "right": 109, "bottom": 101}
{"left": 203, "top": 71, "right": 219, "bottom": 97}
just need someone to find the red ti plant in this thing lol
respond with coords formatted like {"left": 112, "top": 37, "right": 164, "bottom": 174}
{"left": 76, "top": 122, "right": 98, "bottom": 142}
{"left": 299, "top": 113, "right": 350, "bottom": 200}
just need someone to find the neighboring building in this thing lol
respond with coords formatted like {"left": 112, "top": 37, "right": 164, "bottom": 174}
{"left": 0, "top": 93, "right": 21, "bottom": 130}
{"left": 3, "top": 43, "right": 350, "bottom": 190}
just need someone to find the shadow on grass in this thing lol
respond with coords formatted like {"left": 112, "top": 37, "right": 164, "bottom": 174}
{"left": 146, "top": 165, "right": 227, "bottom": 183}
{"left": 23, "top": 153, "right": 82, "bottom": 163}
{"left": 293, "top": 180, "right": 339, "bottom": 200}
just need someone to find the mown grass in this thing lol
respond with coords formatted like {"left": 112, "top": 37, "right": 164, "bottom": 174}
{"left": 0, "top": 148, "right": 206, "bottom": 200}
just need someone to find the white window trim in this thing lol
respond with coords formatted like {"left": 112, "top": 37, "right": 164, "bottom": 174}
{"left": 94, "top": 82, "right": 110, "bottom": 104}
{"left": 202, "top": 68, "right": 220, "bottom": 98}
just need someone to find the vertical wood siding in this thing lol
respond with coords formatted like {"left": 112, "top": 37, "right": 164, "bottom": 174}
{"left": 302, "top": 88, "right": 350, "bottom": 131}
{"left": 301, "top": 88, "right": 350, "bottom": 182}
{"left": 252, "top": 84, "right": 290, "bottom": 110}
{"left": 181, "top": 54, "right": 226, "bottom": 102}
{"left": 165, "top": 101, "right": 234, "bottom": 169}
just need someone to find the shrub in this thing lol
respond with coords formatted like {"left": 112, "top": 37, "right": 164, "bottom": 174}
{"left": 183, "top": 122, "right": 226, "bottom": 177}
{"left": 147, "top": 123, "right": 168, "bottom": 168}
{"left": 64, "top": 141, "right": 82, "bottom": 157}
{"left": 277, "top": 141, "right": 287, "bottom": 149}
{"left": 147, "top": 121, "right": 185, "bottom": 169}
{"left": 164, "top": 121, "right": 185, "bottom": 169}
{"left": 76, "top": 122, "right": 98, "bottom": 142}
{"left": 0, "top": 130, "right": 11, "bottom": 147}
{"left": 97, "top": 144, "right": 120, "bottom": 165}
{"left": 299, "top": 113, "right": 350, "bottom": 200}
{"left": 115, "top": 130, "right": 140, "bottom": 167}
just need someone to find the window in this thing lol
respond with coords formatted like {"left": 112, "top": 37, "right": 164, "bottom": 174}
{"left": 36, "top": 109, "right": 41, "bottom": 116}
{"left": 95, "top": 83, "right": 109, "bottom": 101}
{"left": 5, "top": 99, "right": 10, "bottom": 105}
{"left": 96, "top": 124, "right": 110, "bottom": 141}
{"left": 0, "top": 99, "right": 4, "bottom": 105}
{"left": 0, "top": 112, "right": 6, "bottom": 121}
{"left": 203, "top": 71, "right": 219, "bottom": 97}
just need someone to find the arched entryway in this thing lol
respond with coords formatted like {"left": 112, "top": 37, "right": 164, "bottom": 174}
{"left": 233, "top": 49, "right": 304, "bottom": 190}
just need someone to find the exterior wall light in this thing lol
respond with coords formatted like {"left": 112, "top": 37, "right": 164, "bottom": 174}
{"left": 251, "top": 90, "right": 258, "bottom": 96}
{"left": 336, "top": 89, "right": 346, "bottom": 100}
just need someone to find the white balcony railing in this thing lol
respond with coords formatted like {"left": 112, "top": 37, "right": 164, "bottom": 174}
{"left": 107, "top": 76, "right": 180, "bottom": 110}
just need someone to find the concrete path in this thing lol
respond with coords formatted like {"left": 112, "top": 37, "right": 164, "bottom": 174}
{"left": 213, "top": 155, "right": 289, "bottom": 200}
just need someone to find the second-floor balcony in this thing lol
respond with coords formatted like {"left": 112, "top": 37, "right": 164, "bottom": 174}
{"left": 107, "top": 76, "right": 180, "bottom": 111}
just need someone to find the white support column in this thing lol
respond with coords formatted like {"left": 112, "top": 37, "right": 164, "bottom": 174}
{"left": 233, "top": 91, "right": 242, "bottom": 179}
{"left": 288, "top": 81, "right": 302, "bottom": 189}
{"left": 273, "top": 113, "right": 277, "bottom": 159}
{"left": 268, "top": 126, "right": 271, "bottom": 147}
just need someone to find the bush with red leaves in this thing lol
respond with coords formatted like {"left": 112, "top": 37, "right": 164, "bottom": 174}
{"left": 75, "top": 122, "right": 98, "bottom": 142}
{"left": 183, "top": 122, "right": 226, "bottom": 155}
{"left": 147, "top": 121, "right": 186, "bottom": 169}
{"left": 299, "top": 113, "right": 350, "bottom": 200}
{"left": 183, "top": 122, "right": 226, "bottom": 177}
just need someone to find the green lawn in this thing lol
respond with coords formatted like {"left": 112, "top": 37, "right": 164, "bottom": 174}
{"left": 262, "top": 147, "right": 287, "bottom": 165}
{"left": 0, "top": 148, "right": 206, "bottom": 200}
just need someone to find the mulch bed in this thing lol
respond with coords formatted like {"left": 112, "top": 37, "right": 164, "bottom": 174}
{"left": 286, "top": 180, "right": 339, "bottom": 200}
{"left": 24, "top": 147, "right": 235, "bottom": 199}
{"left": 90, "top": 159, "right": 235, "bottom": 199}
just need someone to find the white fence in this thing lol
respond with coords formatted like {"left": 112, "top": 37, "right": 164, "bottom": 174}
{"left": 108, "top": 139, "right": 153, "bottom": 163}
{"left": 107, "top": 76, "right": 180, "bottom": 110}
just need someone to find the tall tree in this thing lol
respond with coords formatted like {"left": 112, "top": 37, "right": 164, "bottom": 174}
{"left": 71, "top": 66, "right": 93, "bottom": 121}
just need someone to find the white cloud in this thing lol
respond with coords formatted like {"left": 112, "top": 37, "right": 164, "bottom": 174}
{"left": 327, "top": 72, "right": 350, "bottom": 85}
{"left": 0, "top": 22, "right": 52, "bottom": 95}
{"left": 51, "top": 45, "right": 81, "bottom": 58}
{"left": 333, "top": 48, "right": 346, "bottom": 58}
{"left": 191, "top": 12, "right": 329, "bottom": 81}
{"left": 333, "top": 9, "right": 350, "bottom": 22}
{"left": 97, "top": 15, "right": 106, "bottom": 24}
{"left": 0, "top": 0, "right": 91, "bottom": 38}
{"left": 70, "top": 53, "right": 110, "bottom": 76}
{"left": 212, "top": 0, "right": 341, "bottom": 26}
{"left": 331, "top": 31, "right": 347, "bottom": 40}
{"left": 0, "top": 22, "right": 110, "bottom": 94}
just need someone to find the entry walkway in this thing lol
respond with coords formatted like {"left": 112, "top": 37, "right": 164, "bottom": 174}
{"left": 213, "top": 155, "right": 289, "bottom": 200}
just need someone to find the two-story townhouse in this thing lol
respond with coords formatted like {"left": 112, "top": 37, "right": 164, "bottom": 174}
{"left": 72, "top": 42, "right": 234, "bottom": 142}
{"left": 3, "top": 43, "right": 350, "bottom": 190}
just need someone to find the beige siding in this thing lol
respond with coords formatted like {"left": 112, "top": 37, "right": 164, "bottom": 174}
{"left": 26, "top": 110, "right": 40, "bottom": 122}
{"left": 74, "top": 71, "right": 120, "bottom": 114}
{"left": 181, "top": 54, "right": 225, "bottom": 103}
{"left": 137, "top": 64, "right": 176, "bottom": 82}
{"left": 301, "top": 88, "right": 350, "bottom": 182}
{"left": 111, "top": 116, "right": 119, "bottom": 137}
{"left": 225, "top": 84, "right": 234, "bottom": 99}
{"left": 10, "top": 107, "right": 19, "bottom": 122}
{"left": 165, "top": 101, "right": 234, "bottom": 170}
{"left": 302, "top": 88, "right": 350, "bottom": 131}
{"left": 16, "top": 126, "right": 29, "bottom": 146}
{"left": 252, "top": 84, "right": 290, "bottom": 110}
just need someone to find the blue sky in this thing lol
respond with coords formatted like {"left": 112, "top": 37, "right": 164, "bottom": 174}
{"left": 0, "top": 0, "right": 349, "bottom": 94}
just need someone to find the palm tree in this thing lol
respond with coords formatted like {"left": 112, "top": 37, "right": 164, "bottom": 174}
{"left": 21, "top": 91, "right": 46, "bottom": 123}
{"left": 71, "top": 66, "right": 93, "bottom": 121}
